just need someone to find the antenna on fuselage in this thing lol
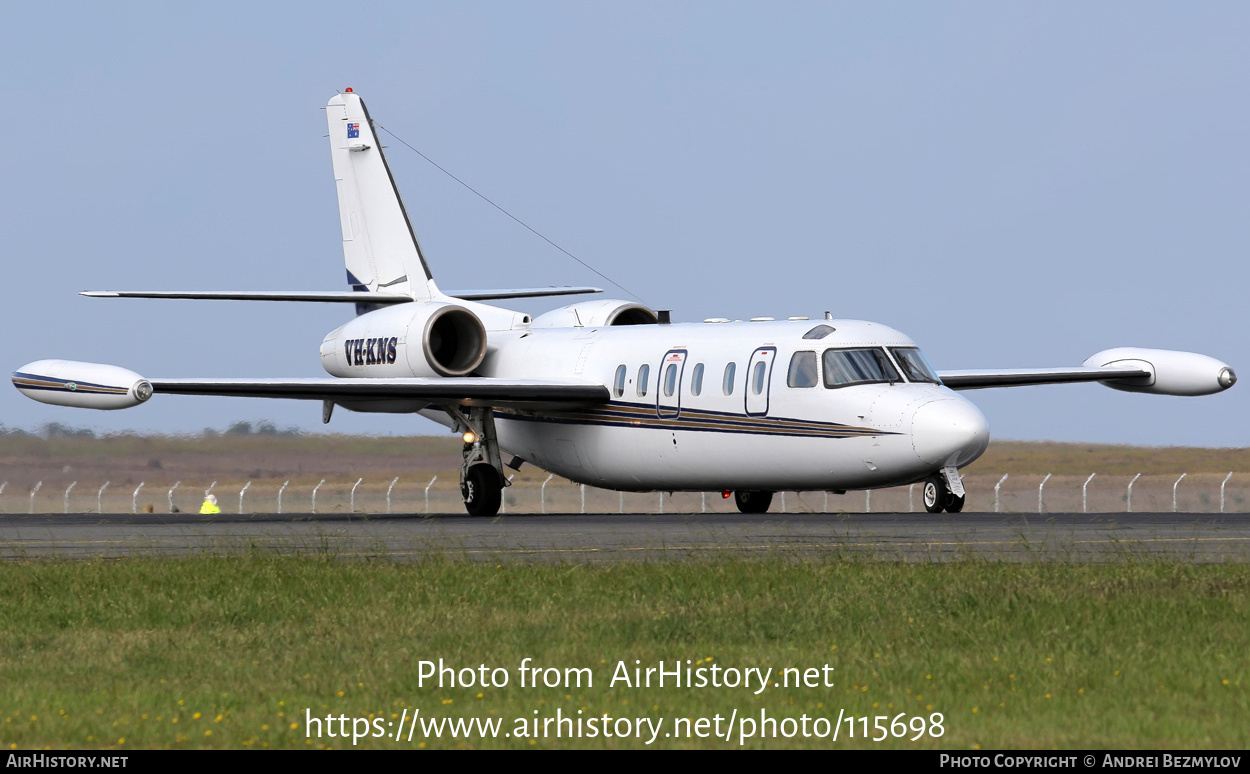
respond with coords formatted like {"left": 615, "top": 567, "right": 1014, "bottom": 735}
{"left": 824, "top": 311, "right": 833, "bottom": 321}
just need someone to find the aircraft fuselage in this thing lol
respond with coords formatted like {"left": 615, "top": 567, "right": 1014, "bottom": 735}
{"left": 324, "top": 307, "right": 990, "bottom": 492}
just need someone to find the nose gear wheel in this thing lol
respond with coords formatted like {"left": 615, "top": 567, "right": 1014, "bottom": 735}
{"left": 923, "top": 474, "right": 965, "bottom": 513}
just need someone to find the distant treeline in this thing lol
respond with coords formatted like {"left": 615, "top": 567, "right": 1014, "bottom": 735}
{"left": 0, "top": 420, "right": 303, "bottom": 440}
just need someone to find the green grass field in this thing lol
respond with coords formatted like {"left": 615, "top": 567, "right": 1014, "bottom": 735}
{"left": 0, "top": 554, "right": 1245, "bottom": 749}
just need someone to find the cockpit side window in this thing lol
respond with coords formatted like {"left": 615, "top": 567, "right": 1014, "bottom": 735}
{"left": 822, "top": 347, "right": 901, "bottom": 388}
{"left": 890, "top": 347, "right": 942, "bottom": 384}
{"left": 786, "top": 351, "right": 819, "bottom": 388}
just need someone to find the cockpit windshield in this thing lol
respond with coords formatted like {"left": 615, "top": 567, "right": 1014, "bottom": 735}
{"left": 890, "top": 347, "right": 942, "bottom": 384}
{"left": 822, "top": 348, "right": 900, "bottom": 388}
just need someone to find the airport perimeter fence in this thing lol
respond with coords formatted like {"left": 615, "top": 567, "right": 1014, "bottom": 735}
{"left": 0, "top": 472, "right": 1247, "bottom": 515}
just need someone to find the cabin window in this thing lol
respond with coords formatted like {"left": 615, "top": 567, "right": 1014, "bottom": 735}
{"left": 890, "top": 347, "right": 942, "bottom": 384}
{"left": 722, "top": 362, "right": 737, "bottom": 395}
{"left": 637, "top": 364, "right": 650, "bottom": 397}
{"left": 802, "top": 324, "right": 835, "bottom": 340}
{"left": 787, "top": 351, "right": 819, "bottom": 388}
{"left": 822, "top": 347, "right": 900, "bottom": 388}
{"left": 663, "top": 363, "right": 678, "bottom": 397}
{"left": 691, "top": 363, "right": 705, "bottom": 396}
{"left": 613, "top": 364, "right": 627, "bottom": 398}
{"left": 751, "top": 361, "right": 768, "bottom": 395}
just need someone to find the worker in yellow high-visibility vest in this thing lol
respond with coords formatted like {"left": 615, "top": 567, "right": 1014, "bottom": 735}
{"left": 199, "top": 493, "right": 220, "bottom": 514}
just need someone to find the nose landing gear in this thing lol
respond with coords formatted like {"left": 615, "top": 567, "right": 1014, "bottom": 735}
{"left": 922, "top": 474, "right": 965, "bottom": 513}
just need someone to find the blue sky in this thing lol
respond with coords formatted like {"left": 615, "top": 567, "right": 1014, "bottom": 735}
{"left": 2, "top": 2, "right": 1247, "bottom": 445}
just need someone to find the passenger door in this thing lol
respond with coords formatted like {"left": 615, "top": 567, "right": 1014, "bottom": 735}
{"left": 656, "top": 349, "right": 687, "bottom": 419}
{"left": 744, "top": 347, "right": 777, "bottom": 417}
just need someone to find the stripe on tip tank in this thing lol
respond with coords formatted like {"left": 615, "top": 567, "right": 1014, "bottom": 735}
{"left": 11, "top": 373, "right": 129, "bottom": 395}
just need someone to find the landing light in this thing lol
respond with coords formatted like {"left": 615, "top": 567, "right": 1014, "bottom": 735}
{"left": 463, "top": 431, "right": 477, "bottom": 444}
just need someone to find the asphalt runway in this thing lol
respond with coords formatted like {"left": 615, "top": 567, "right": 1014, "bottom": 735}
{"left": 1, "top": 511, "right": 1248, "bottom": 562}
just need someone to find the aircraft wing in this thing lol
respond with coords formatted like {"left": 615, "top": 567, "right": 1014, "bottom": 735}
{"left": 148, "top": 377, "right": 609, "bottom": 410}
{"left": 12, "top": 360, "right": 610, "bottom": 412}
{"left": 937, "top": 366, "right": 1151, "bottom": 390}
{"left": 937, "top": 348, "right": 1235, "bottom": 395}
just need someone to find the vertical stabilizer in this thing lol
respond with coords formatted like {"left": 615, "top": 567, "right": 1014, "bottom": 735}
{"left": 326, "top": 90, "right": 438, "bottom": 303}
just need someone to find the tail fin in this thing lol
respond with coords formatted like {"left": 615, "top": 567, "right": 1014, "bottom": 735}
{"left": 326, "top": 90, "right": 438, "bottom": 303}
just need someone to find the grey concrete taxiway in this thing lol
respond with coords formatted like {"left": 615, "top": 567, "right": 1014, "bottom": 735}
{"left": 1, "top": 511, "right": 1248, "bottom": 562}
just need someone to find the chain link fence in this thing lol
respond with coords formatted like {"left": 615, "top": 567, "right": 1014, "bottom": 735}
{"left": 1, "top": 472, "right": 1247, "bottom": 515}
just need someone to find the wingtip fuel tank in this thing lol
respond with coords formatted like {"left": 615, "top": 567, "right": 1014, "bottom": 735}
{"left": 12, "top": 360, "right": 152, "bottom": 410}
{"left": 1084, "top": 348, "right": 1236, "bottom": 396}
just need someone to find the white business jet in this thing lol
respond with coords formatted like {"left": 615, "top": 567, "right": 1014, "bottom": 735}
{"left": 13, "top": 90, "right": 1237, "bottom": 517}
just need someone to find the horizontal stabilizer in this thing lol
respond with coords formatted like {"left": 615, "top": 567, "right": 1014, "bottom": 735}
{"left": 81, "top": 291, "right": 413, "bottom": 304}
{"left": 443, "top": 287, "right": 602, "bottom": 301}
{"left": 81, "top": 286, "right": 602, "bottom": 303}
{"left": 938, "top": 366, "right": 1151, "bottom": 390}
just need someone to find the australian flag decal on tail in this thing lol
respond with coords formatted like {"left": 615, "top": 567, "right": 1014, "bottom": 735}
{"left": 347, "top": 122, "right": 360, "bottom": 139}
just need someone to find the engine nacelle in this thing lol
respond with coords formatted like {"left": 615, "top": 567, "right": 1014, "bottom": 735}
{"left": 321, "top": 301, "right": 487, "bottom": 378}
{"left": 531, "top": 300, "right": 658, "bottom": 328}
{"left": 12, "top": 360, "right": 153, "bottom": 410}
{"left": 1084, "top": 347, "right": 1236, "bottom": 396}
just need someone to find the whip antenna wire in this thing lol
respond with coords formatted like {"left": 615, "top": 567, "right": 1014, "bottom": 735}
{"left": 375, "top": 123, "right": 646, "bottom": 304}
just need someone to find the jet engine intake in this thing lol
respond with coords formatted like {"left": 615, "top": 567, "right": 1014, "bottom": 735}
{"left": 531, "top": 300, "right": 658, "bottom": 328}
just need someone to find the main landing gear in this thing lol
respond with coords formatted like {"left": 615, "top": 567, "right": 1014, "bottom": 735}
{"left": 734, "top": 490, "right": 774, "bottom": 514}
{"left": 449, "top": 406, "right": 507, "bottom": 517}
{"left": 922, "top": 473, "right": 965, "bottom": 514}
{"left": 463, "top": 462, "right": 503, "bottom": 517}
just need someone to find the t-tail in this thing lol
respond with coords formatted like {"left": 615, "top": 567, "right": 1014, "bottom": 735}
{"left": 77, "top": 89, "right": 602, "bottom": 308}
{"left": 327, "top": 89, "right": 438, "bottom": 311}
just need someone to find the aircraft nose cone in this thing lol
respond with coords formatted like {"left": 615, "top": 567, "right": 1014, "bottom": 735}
{"left": 911, "top": 398, "right": 990, "bottom": 467}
